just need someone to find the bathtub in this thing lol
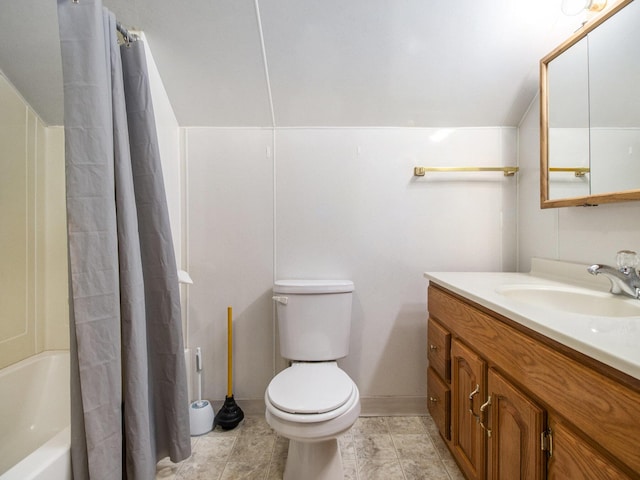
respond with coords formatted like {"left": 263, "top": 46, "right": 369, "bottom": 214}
{"left": 0, "top": 351, "right": 71, "bottom": 480}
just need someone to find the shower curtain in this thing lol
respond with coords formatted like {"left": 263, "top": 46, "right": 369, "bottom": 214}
{"left": 57, "top": 1, "right": 191, "bottom": 478}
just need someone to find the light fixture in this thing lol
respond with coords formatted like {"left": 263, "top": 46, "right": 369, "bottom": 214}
{"left": 561, "top": 0, "right": 607, "bottom": 15}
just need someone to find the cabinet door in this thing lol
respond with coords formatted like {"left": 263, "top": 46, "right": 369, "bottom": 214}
{"left": 486, "top": 369, "right": 545, "bottom": 480}
{"left": 427, "top": 366, "right": 451, "bottom": 440}
{"left": 547, "top": 417, "right": 635, "bottom": 480}
{"left": 452, "top": 338, "right": 486, "bottom": 480}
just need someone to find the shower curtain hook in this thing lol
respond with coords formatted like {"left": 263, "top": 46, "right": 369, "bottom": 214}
{"left": 116, "top": 21, "right": 133, "bottom": 47}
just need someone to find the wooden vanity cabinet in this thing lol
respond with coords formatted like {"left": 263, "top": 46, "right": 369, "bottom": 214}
{"left": 426, "top": 283, "right": 640, "bottom": 480}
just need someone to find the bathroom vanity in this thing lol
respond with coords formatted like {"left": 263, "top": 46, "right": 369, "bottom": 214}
{"left": 424, "top": 259, "right": 640, "bottom": 480}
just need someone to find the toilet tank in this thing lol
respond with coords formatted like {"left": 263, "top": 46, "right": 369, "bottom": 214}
{"left": 273, "top": 280, "right": 354, "bottom": 361}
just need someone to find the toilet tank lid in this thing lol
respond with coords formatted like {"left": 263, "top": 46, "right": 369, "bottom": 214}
{"left": 273, "top": 279, "right": 354, "bottom": 294}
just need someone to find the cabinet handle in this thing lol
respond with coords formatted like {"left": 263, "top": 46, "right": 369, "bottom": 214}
{"left": 429, "top": 396, "right": 439, "bottom": 403}
{"left": 541, "top": 429, "right": 553, "bottom": 457}
{"left": 429, "top": 344, "right": 438, "bottom": 351}
{"left": 468, "top": 384, "right": 480, "bottom": 417}
{"left": 480, "top": 395, "right": 492, "bottom": 437}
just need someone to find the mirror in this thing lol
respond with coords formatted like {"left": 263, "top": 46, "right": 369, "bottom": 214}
{"left": 540, "top": 0, "right": 640, "bottom": 208}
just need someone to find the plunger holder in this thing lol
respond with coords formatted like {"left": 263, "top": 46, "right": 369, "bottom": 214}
{"left": 214, "top": 306, "right": 244, "bottom": 430}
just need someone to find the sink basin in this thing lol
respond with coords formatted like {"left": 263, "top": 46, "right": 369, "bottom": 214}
{"left": 496, "top": 284, "right": 640, "bottom": 318}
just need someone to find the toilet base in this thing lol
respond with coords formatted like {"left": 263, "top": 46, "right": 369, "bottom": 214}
{"left": 284, "top": 438, "right": 343, "bottom": 480}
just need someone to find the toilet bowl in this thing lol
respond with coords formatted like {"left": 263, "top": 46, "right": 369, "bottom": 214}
{"left": 265, "top": 362, "right": 360, "bottom": 480}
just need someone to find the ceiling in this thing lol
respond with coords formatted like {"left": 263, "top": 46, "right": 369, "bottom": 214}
{"left": 0, "top": 0, "right": 585, "bottom": 128}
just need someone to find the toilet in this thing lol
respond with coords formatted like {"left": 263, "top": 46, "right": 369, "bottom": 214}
{"left": 265, "top": 279, "right": 361, "bottom": 480}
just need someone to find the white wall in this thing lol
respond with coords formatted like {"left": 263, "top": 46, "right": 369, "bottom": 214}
{"left": 186, "top": 128, "right": 275, "bottom": 402}
{"left": 0, "top": 73, "right": 34, "bottom": 369}
{"left": 518, "top": 97, "right": 640, "bottom": 272}
{"left": 0, "top": 74, "right": 68, "bottom": 369}
{"left": 43, "top": 127, "right": 69, "bottom": 351}
{"left": 186, "top": 126, "right": 518, "bottom": 409}
{"left": 141, "top": 34, "right": 182, "bottom": 266}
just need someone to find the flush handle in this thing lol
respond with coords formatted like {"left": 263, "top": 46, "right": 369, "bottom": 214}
{"left": 272, "top": 295, "right": 288, "bottom": 305}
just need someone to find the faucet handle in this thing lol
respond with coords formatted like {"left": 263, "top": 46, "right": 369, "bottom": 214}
{"left": 616, "top": 250, "right": 638, "bottom": 271}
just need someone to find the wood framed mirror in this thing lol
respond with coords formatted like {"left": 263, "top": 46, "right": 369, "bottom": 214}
{"left": 540, "top": 0, "right": 640, "bottom": 208}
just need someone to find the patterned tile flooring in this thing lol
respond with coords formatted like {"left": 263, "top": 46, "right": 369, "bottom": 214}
{"left": 156, "top": 415, "right": 464, "bottom": 480}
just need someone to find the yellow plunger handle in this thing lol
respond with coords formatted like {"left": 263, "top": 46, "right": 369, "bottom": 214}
{"left": 227, "top": 306, "right": 233, "bottom": 397}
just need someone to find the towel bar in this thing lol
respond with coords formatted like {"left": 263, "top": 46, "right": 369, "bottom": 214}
{"left": 413, "top": 166, "right": 519, "bottom": 177}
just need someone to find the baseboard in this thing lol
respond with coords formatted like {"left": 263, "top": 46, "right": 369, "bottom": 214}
{"left": 225, "top": 399, "right": 266, "bottom": 416}
{"left": 226, "top": 397, "right": 429, "bottom": 417}
{"left": 359, "top": 396, "right": 429, "bottom": 416}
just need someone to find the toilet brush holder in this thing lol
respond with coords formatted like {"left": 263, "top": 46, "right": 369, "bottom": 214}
{"left": 189, "top": 400, "right": 214, "bottom": 436}
{"left": 189, "top": 347, "right": 214, "bottom": 436}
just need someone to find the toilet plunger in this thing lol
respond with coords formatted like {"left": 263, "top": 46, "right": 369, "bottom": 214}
{"left": 214, "top": 306, "right": 244, "bottom": 430}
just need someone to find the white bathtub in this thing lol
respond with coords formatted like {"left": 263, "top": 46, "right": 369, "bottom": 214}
{"left": 0, "top": 351, "right": 71, "bottom": 480}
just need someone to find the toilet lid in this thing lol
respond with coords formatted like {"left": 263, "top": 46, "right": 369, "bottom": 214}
{"left": 267, "top": 363, "right": 354, "bottom": 414}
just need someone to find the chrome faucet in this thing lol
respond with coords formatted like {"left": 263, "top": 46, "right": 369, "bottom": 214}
{"left": 588, "top": 250, "right": 640, "bottom": 299}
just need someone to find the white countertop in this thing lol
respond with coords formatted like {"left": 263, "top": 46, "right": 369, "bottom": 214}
{"left": 424, "top": 258, "right": 640, "bottom": 381}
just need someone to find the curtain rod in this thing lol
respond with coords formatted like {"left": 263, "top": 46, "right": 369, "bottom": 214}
{"left": 116, "top": 21, "right": 137, "bottom": 45}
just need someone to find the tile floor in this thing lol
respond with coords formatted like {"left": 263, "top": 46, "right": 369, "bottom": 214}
{"left": 156, "top": 415, "right": 464, "bottom": 480}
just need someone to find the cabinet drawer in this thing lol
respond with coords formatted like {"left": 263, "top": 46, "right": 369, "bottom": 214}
{"left": 428, "top": 318, "right": 451, "bottom": 381}
{"left": 427, "top": 367, "right": 451, "bottom": 440}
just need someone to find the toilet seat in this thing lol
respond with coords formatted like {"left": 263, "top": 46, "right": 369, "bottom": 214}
{"left": 267, "top": 362, "right": 357, "bottom": 422}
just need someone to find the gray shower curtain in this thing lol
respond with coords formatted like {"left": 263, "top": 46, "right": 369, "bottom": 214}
{"left": 57, "top": 1, "right": 191, "bottom": 478}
